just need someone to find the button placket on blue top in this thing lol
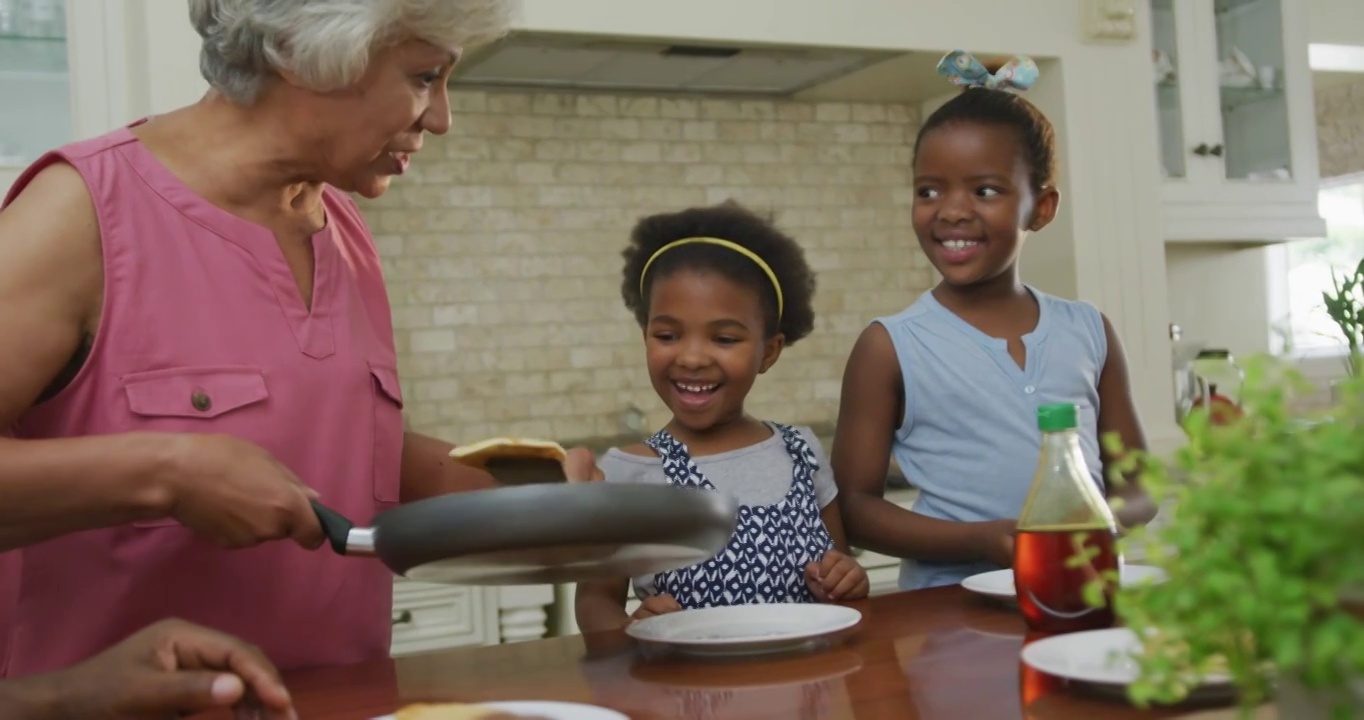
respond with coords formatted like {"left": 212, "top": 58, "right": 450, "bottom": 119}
{"left": 921, "top": 289, "right": 1052, "bottom": 395}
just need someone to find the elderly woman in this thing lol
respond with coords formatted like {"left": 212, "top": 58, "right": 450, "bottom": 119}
{"left": 0, "top": 0, "right": 593, "bottom": 677}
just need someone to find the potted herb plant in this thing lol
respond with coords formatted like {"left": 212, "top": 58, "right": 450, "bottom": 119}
{"left": 1088, "top": 356, "right": 1364, "bottom": 719}
{"left": 1324, "top": 257, "right": 1364, "bottom": 388}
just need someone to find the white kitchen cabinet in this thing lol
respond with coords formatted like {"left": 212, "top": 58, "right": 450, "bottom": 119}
{"left": 390, "top": 580, "right": 556, "bottom": 657}
{"left": 1150, "top": 0, "right": 1324, "bottom": 241}
{"left": 390, "top": 580, "right": 497, "bottom": 657}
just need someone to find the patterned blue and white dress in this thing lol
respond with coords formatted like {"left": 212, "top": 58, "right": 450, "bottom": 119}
{"left": 644, "top": 422, "right": 836, "bottom": 607}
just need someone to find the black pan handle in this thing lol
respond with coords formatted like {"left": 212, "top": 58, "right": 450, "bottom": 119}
{"left": 311, "top": 499, "right": 354, "bottom": 556}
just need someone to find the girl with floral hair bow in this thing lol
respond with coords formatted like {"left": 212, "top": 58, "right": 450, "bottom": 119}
{"left": 832, "top": 51, "right": 1156, "bottom": 592}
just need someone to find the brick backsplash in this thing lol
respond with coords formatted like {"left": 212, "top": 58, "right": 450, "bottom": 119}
{"left": 1316, "top": 78, "right": 1364, "bottom": 180}
{"left": 359, "top": 89, "right": 933, "bottom": 444}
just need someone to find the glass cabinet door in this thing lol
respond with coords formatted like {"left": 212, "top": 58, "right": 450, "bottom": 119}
{"left": 0, "top": 0, "right": 69, "bottom": 168}
{"left": 1150, "top": 0, "right": 1187, "bottom": 181}
{"left": 1212, "top": 0, "right": 1292, "bottom": 183}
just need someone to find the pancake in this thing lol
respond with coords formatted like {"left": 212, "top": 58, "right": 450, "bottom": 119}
{"left": 394, "top": 702, "right": 543, "bottom": 720}
{"left": 448, "top": 437, "right": 569, "bottom": 485}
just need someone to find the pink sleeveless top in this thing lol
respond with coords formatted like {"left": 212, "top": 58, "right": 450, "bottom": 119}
{"left": 0, "top": 126, "right": 404, "bottom": 676}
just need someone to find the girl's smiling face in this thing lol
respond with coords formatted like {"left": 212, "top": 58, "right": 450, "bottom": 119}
{"left": 911, "top": 121, "right": 1059, "bottom": 288}
{"left": 644, "top": 270, "right": 783, "bottom": 437}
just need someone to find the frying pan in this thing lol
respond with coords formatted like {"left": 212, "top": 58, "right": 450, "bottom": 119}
{"left": 309, "top": 483, "right": 739, "bottom": 585}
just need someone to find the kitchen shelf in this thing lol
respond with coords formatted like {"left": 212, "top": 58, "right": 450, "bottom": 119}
{"left": 0, "top": 35, "right": 67, "bottom": 73}
{"left": 1156, "top": 81, "right": 1284, "bottom": 114}
{"left": 1220, "top": 84, "right": 1283, "bottom": 111}
{"left": 0, "top": 33, "right": 63, "bottom": 42}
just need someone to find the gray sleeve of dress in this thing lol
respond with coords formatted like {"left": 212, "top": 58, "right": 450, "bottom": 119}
{"left": 797, "top": 426, "right": 839, "bottom": 509}
{"left": 599, "top": 449, "right": 649, "bottom": 485}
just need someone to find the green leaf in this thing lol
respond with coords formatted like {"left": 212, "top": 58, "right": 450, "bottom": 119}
{"left": 1273, "top": 631, "right": 1304, "bottom": 671}
{"left": 1082, "top": 579, "right": 1106, "bottom": 608}
{"left": 1107, "top": 350, "right": 1364, "bottom": 711}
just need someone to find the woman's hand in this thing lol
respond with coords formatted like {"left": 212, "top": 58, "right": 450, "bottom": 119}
{"left": 805, "top": 549, "right": 870, "bottom": 602}
{"left": 629, "top": 594, "right": 682, "bottom": 622}
{"left": 164, "top": 433, "right": 324, "bottom": 550}
{"left": 0, "top": 618, "right": 295, "bottom": 720}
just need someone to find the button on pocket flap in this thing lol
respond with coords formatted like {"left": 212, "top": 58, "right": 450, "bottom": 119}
{"left": 369, "top": 363, "right": 404, "bottom": 408}
{"left": 122, "top": 367, "right": 269, "bottom": 419}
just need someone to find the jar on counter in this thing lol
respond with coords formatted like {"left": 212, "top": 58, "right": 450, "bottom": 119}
{"left": 1191, "top": 349, "right": 1244, "bottom": 424}
{"left": 1192, "top": 349, "right": 1242, "bottom": 398}
{"left": 1170, "top": 324, "right": 1201, "bottom": 423}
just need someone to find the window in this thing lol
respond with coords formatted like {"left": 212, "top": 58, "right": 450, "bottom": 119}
{"left": 1268, "top": 175, "right": 1364, "bottom": 360}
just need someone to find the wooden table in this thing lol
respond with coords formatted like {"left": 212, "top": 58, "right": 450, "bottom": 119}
{"left": 253, "top": 587, "right": 1250, "bottom": 719}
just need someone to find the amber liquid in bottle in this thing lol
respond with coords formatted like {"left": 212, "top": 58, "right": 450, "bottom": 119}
{"left": 1013, "top": 403, "right": 1121, "bottom": 634}
{"left": 1014, "top": 525, "right": 1117, "bottom": 633}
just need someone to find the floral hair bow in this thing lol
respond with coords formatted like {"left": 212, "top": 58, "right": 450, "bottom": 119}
{"left": 936, "top": 50, "right": 1040, "bottom": 91}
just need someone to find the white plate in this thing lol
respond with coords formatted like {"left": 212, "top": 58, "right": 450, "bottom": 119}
{"left": 624, "top": 602, "right": 862, "bottom": 657}
{"left": 373, "top": 701, "right": 628, "bottom": 720}
{"left": 961, "top": 564, "right": 1168, "bottom": 601}
{"left": 1020, "top": 627, "right": 1232, "bottom": 687}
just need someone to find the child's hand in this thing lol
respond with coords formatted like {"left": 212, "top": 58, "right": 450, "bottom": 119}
{"left": 629, "top": 594, "right": 682, "bottom": 622}
{"left": 805, "top": 550, "right": 870, "bottom": 602}
{"left": 975, "top": 519, "right": 1018, "bottom": 568}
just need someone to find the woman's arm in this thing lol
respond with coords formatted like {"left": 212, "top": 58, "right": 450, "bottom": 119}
{"left": 0, "top": 164, "right": 180, "bottom": 548}
{"left": 0, "top": 164, "right": 321, "bottom": 551}
{"left": 832, "top": 324, "right": 1015, "bottom": 567}
{"left": 1095, "top": 313, "right": 1158, "bottom": 529}
{"left": 399, "top": 434, "right": 603, "bottom": 501}
{"left": 398, "top": 432, "right": 499, "bottom": 501}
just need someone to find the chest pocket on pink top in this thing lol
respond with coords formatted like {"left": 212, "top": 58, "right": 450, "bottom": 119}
{"left": 123, "top": 366, "right": 269, "bottom": 419}
{"left": 369, "top": 362, "right": 404, "bottom": 504}
{"left": 120, "top": 366, "right": 270, "bottom": 528}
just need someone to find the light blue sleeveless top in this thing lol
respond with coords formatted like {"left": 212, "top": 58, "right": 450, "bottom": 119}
{"left": 874, "top": 287, "right": 1108, "bottom": 591}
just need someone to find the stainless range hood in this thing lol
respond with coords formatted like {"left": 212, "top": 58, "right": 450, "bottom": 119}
{"left": 452, "top": 33, "right": 899, "bottom": 96}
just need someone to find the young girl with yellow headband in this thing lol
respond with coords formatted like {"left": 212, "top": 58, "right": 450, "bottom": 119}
{"left": 573, "top": 201, "right": 869, "bottom": 632}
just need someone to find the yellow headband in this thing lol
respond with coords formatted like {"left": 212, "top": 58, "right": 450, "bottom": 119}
{"left": 639, "top": 237, "right": 784, "bottom": 321}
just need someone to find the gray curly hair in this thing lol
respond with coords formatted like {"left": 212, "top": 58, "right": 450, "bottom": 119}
{"left": 189, "top": 0, "right": 516, "bottom": 105}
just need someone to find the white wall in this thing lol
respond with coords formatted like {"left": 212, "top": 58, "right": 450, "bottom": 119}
{"left": 1308, "top": 0, "right": 1364, "bottom": 48}
{"left": 121, "top": 0, "right": 209, "bottom": 115}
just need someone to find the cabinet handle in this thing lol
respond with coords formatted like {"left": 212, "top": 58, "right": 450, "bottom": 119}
{"left": 1192, "top": 143, "right": 1211, "bottom": 157}
{"left": 392, "top": 610, "right": 413, "bottom": 626}
{"left": 1209, "top": 144, "right": 1224, "bottom": 157}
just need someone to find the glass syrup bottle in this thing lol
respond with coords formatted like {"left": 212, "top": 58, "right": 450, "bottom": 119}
{"left": 1012, "top": 403, "right": 1122, "bottom": 634}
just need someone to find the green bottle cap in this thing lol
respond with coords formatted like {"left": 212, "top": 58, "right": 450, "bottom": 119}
{"left": 1037, "top": 403, "right": 1078, "bottom": 432}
